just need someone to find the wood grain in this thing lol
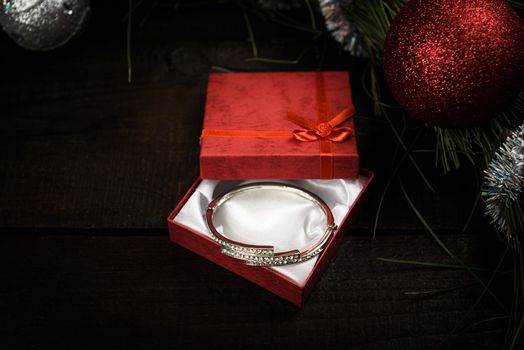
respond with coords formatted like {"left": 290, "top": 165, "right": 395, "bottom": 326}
{"left": 0, "top": 233, "right": 507, "bottom": 350}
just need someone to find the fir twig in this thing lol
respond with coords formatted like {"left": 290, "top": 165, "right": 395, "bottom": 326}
{"left": 245, "top": 3, "right": 322, "bottom": 34}
{"left": 304, "top": 0, "right": 317, "bottom": 31}
{"left": 398, "top": 176, "right": 509, "bottom": 313}
{"left": 240, "top": 3, "right": 258, "bottom": 57}
{"left": 121, "top": 0, "right": 148, "bottom": 22}
{"left": 373, "top": 123, "right": 423, "bottom": 237}
{"left": 444, "top": 248, "right": 509, "bottom": 349}
{"left": 462, "top": 191, "right": 480, "bottom": 233}
{"left": 245, "top": 45, "right": 313, "bottom": 64}
{"left": 210, "top": 65, "right": 236, "bottom": 73}
{"left": 509, "top": 0, "right": 524, "bottom": 13}
{"left": 383, "top": 110, "right": 435, "bottom": 192}
{"left": 127, "top": 0, "right": 133, "bottom": 83}
{"left": 376, "top": 257, "right": 501, "bottom": 273}
{"left": 454, "top": 316, "right": 509, "bottom": 337}
{"left": 435, "top": 92, "right": 524, "bottom": 173}
{"left": 403, "top": 282, "right": 477, "bottom": 296}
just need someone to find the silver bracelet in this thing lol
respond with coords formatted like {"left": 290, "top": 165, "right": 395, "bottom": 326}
{"left": 206, "top": 182, "right": 336, "bottom": 266}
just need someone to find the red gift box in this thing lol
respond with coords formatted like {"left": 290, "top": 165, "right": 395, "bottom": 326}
{"left": 168, "top": 171, "right": 373, "bottom": 307}
{"left": 168, "top": 71, "right": 373, "bottom": 306}
{"left": 200, "top": 71, "right": 359, "bottom": 180}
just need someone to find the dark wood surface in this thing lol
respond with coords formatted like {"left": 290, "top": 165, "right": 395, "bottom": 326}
{"left": 0, "top": 2, "right": 510, "bottom": 349}
{"left": 0, "top": 233, "right": 508, "bottom": 350}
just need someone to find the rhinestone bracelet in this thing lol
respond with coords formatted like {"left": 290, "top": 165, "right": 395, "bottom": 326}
{"left": 206, "top": 183, "right": 336, "bottom": 266}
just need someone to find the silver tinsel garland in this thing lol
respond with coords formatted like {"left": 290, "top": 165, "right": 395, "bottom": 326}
{"left": 483, "top": 124, "right": 524, "bottom": 242}
{"left": 318, "top": 0, "right": 366, "bottom": 57}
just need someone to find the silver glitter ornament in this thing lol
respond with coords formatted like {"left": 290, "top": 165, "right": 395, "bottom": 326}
{"left": 482, "top": 124, "right": 524, "bottom": 245}
{"left": 319, "top": 0, "right": 366, "bottom": 57}
{"left": 0, "top": 0, "right": 90, "bottom": 51}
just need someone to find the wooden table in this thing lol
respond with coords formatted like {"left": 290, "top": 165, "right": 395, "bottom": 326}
{"left": 0, "top": 2, "right": 509, "bottom": 349}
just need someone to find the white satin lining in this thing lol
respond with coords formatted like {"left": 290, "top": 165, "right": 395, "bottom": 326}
{"left": 173, "top": 177, "right": 366, "bottom": 286}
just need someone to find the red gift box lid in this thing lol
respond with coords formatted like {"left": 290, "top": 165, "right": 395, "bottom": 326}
{"left": 200, "top": 71, "right": 359, "bottom": 180}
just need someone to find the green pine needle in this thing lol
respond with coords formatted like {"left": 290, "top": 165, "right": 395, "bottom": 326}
{"left": 435, "top": 92, "right": 524, "bottom": 173}
{"left": 127, "top": 0, "right": 133, "bottom": 83}
{"left": 376, "top": 257, "right": 500, "bottom": 273}
{"left": 398, "top": 176, "right": 509, "bottom": 313}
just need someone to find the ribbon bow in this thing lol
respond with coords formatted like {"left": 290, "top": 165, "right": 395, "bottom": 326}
{"left": 287, "top": 106, "right": 355, "bottom": 142}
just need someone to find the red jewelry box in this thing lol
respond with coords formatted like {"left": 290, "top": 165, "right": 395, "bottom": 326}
{"left": 200, "top": 71, "right": 359, "bottom": 180}
{"left": 168, "top": 71, "right": 372, "bottom": 306}
{"left": 167, "top": 171, "right": 373, "bottom": 307}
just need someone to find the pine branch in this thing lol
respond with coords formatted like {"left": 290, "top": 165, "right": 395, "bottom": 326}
{"left": 435, "top": 92, "right": 524, "bottom": 173}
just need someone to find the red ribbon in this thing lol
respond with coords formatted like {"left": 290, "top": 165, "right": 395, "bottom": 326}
{"left": 287, "top": 107, "right": 354, "bottom": 143}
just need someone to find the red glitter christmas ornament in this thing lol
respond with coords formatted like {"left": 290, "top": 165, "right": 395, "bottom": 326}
{"left": 383, "top": 0, "right": 524, "bottom": 128}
